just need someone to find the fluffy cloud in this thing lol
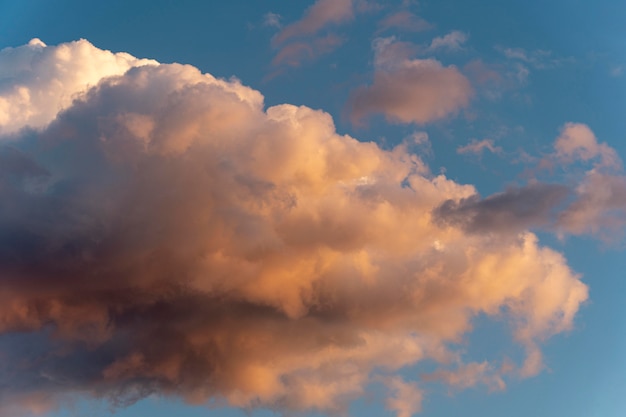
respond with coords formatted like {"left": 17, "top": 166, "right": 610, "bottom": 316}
{"left": 0, "top": 38, "right": 157, "bottom": 136}
{"left": 457, "top": 138, "right": 502, "bottom": 155}
{"left": 348, "top": 38, "right": 472, "bottom": 125}
{"left": 554, "top": 123, "right": 620, "bottom": 169}
{"left": 0, "top": 40, "right": 588, "bottom": 417}
{"left": 551, "top": 123, "right": 626, "bottom": 237}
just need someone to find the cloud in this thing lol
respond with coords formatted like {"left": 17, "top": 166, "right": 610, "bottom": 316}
{"left": 436, "top": 123, "right": 626, "bottom": 240}
{"left": 348, "top": 38, "right": 472, "bottom": 125}
{"left": 272, "top": 0, "right": 354, "bottom": 46}
{"left": 263, "top": 12, "right": 282, "bottom": 28}
{"left": 423, "top": 361, "right": 505, "bottom": 392}
{"left": 271, "top": 34, "right": 345, "bottom": 68}
{"left": 433, "top": 183, "right": 572, "bottom": 234}
{"left": 0, "top": 40, "right": 588, "bottom": 417}
{"left": 551, "top": 123, "right": 626, "bottom": 238}
{"left": 557, "top": 170, "right": 626, "bottom": 238}
{"left": 499, "top": 47, "right": 571, "bottom": 70}
{"left": 554, "top": 123, "right": 620, "bottom": 169}
{"left": 384, "top": 378, "right": 423, "bottom": 417}
{"left": 269, "top": 0, "right": 355, "bottom": 69}
{"left": 377, "top": 11, "right": 433, "bottom": 33}
{"left": 457, "top": 139, "right": 502, "bottom": 155}
{"left": 428, "top": 31, "right": 468, "bottom": 52}
{"left": 0, "top": 38, "right": 157, "bottom": 136}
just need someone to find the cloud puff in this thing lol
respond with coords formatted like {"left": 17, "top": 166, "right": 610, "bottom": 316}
{"left": 428, "top": 31, "right": 468, "bottom": 52}
{"left": 271, "top": 34, "right": 345, "bottom": 68}
{"left": 0, "top": 40, "right": 588, "bottom": 417}
{"left": 554, "top": 123, "right": 620, "bottom": 169}
{"left": 0, "top": 38, "right": 157, "bottom": 136}
{"left": 348, "top": 38, "right": 472, "bottom": 125}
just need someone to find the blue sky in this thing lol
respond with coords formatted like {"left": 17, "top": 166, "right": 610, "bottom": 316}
{"left": 0, "top": 1, "right": 625, "bottom": 416}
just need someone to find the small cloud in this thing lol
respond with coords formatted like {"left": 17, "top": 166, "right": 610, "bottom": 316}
{"left": 348, "top": 37, "right": 472, "bottom": 125}
{"left": 423, "top": 362, "right": 506, "bottom": 392}
{"left": 457, "top": 138, "right": 502, "bottom": 155}
{"left": 498, "top": 46, "right": 571, "bottom": 70}
{"left": 384, "top": 377, "right": 423, "bottom": 417}
{"left": 428, "top": 31, "right": 468, "bottom": 52}
{"left": 269, "top": 0, "right": 355, "bottom": 71}
{"left": 263, "top": 12, "right": 282, "bottom": 28}
{"left": 272, "top": 0, "right": 354, "bottom": 46}
{"left": 271, "top": 34, "right": 344, "bottom": 68}
{"left": 554, "top": 122, "right": 621, "bottom": 169}
{"left": 610, "top": 65, "right": 624, "bottom": 77}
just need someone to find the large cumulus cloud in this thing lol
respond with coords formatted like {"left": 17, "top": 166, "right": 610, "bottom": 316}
{"left": 0, "top": 40, "right": 589, "bottom": 417}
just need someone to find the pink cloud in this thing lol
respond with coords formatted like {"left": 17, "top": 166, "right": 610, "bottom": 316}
{"left": 554, "top": 122, "right": 621, "bottom": 169}
{"left": 348, "top": 39, "right": 472, "bottom": 125}
{"left": 272, "top": 0, "right": 354, "bottom": 46}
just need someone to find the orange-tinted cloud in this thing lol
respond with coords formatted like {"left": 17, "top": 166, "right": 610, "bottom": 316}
{"left": 0, "top": 41, "right": 588, "bottom": 417}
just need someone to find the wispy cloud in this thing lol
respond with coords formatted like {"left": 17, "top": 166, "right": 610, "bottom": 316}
{"left": 457, "top": 138, "right": 503, "bottom": 155}
{"left": 428, "top": 31, "right": 468, "bottom": 52}
{"left": 269, "top": 0, "right": 354, "bottom": 69}
{"left": 272, "top": 0, "right": 354, "bottom": 46}
{"left": 498, "top": 46, "right": 572, "bottom": 69}
{"left": 263, "top": 12, "right": 282, "bottom": 28}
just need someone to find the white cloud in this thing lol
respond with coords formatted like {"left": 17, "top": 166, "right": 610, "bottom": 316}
{"left": 0, "top": 38, "right": 157, "bottom": 136}
{"left": 428, "top": 31, "right": 468, "bottom": 52}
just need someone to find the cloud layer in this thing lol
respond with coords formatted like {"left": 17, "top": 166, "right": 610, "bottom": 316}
{"left": 0, "top": 40, "right": 589, "bottom": 417}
